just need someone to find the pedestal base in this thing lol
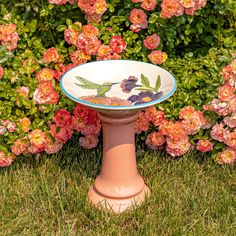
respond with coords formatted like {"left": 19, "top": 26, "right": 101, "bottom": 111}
{"left": 88, "top": 185, "right": 150, "bottom": 214}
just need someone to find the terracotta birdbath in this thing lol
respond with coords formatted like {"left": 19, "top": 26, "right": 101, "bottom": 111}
{"left": 60, "top": 60, "right": 176, "bottom": 213}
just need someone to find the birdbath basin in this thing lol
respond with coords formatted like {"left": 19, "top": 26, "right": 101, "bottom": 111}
{"left": 60, "top": 60, "right": 176, "bottom": 213}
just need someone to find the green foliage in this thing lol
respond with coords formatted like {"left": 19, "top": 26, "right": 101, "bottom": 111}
{"left": 0, "top": 0, "right": 235, "bottom": 158}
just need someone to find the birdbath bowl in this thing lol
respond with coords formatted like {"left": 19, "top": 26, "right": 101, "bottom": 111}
{"left": 60, "top": 60, "right": 176, "bottom": 213}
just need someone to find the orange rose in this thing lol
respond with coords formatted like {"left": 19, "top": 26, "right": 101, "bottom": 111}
{"left": 218, "top": 85, "right": 235, "bottom": 101}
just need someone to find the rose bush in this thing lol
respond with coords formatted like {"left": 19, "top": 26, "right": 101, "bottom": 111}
{"left": 0, "top": 0, "right": 235, "bottom": 167}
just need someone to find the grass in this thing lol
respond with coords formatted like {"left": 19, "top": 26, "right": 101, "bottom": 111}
{"left": 0, "top": 138, "right": 235, "bottom": 236}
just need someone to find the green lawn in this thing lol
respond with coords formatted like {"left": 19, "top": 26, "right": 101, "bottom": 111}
{"left": 0, "top": 138, "right": 235, "bottom": 236}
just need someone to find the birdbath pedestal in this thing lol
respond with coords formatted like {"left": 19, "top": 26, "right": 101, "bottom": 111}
{"left": 88, "top": 112, "right": 150, "bottom": 213}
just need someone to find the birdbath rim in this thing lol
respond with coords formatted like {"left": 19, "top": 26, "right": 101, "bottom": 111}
{"left": 60, "top": 59, "right": 177, "bottom": 114}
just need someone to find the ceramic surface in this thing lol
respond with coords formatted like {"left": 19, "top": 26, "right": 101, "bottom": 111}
{"left": 60, "top": 60, "right": 177, "bottom": 114}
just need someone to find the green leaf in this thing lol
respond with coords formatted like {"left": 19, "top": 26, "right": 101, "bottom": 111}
{"left": 141, "top": 74, "right": 150, "bottom": 88}
{"left": 154, "top": 75, "right": 161, "bottom": 92}
{"left": 215, "top": 143, "right": 225, "bottom": 150}
{"left": 56, "top": 25, "right": 67, "bottom": 32}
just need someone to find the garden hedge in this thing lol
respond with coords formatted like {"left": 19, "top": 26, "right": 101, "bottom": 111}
{"left": 0, "top": 0, "right": 235, "bottom": 166}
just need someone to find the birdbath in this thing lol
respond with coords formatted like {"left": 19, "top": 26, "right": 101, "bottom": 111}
{"left": 60, "top": 60, "right": 176, "bottom": 213}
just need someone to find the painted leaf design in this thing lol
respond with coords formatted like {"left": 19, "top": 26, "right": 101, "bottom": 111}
{"left": 76, "top": 76, "right": 100, "bottom": 89}
{"left": 154, "top": 75, "right": 161, "bottom": 92}
{"left": 141, "top": 74, "right": 150, "bottom": 88}
{"left": 74, "top": 83, "right": 93, "bottom": 89}
{"left": 135, "top": 87, "right": 154, "bottom": 91}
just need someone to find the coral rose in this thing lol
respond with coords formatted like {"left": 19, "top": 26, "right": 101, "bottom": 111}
{"left": 146, "top": 132, "right": 165, "bottom": 149}
{"left": 166, "top": 137, "right": 191, "bottom": 157}
{"left": 179, "top": 106, "right": 195, "bottom": 119}
{"left": 141, "top": 0, "right": 157, "bottom": 11}
{"left": 134, "top": 112, "right": 150, "bottom": 134}
{"left": 143, "top": 34, "right": 160, "bottom": 50}
{"left": 0, "top": 151, "right": 14, "bottom": 167}
{"left": 44, "top": 47, "right": 59, "bottom": 64}
{"left": 216, "top": 148, "right": 236, "bottom": 165}
{"left": 0, "top": 66, "right": 4, "bottom": 79}
{"left": 196, "top": 140, "right": 213, "bottom": 152}
{"left": 218, "top": 85, "right": 235, "bottom": 102}
{"left": 148, "top": 50, "right": 167, "bottom": 65}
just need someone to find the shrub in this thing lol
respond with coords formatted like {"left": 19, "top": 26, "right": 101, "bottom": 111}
{"left": 0, "top": 0, "right": 235, "bottom": 166}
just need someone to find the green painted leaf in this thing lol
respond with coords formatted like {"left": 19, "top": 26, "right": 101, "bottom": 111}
{"left": 76, "top": 76, "right": 100, "bottom": 88}
{"left": 75, "top": 83, "right": 98, "bottom": 89}
{"left": 154, "top": 75, "right": 161, "bottom": 92}
{"left": 141, "top": 74, "right": 150, "bottom": 88}
{"left": 135, "top": 87, "right": 154, "bottom": 91}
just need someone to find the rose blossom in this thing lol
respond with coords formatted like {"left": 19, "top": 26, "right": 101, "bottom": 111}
{"left": 196, "top": 140, "right": 214, "bottom": 152}
{"left": 0, "top": 126, "right": 6, "bottom": 135}
{"left": 224, "top": 131, "right": 236, "bottom": 149}
{"left": 45, "top": 138, "right": 63, "bottom": 154}
{"left": 143, "top": 34, "right": 160, "bottom": 50}
{"left": 36, "top": 68, "right": 55, "bottom": 83}
{"left": 161, "top": 121, "right": 187, "bottom": 141}
{"left": 64, "top": 28, "right": 78, "bottom": 45}
{"left": 79, "top": 135, "right": 99, "bottom": 149}
{"left": 44, "top": 47, "right": 59, "bottom": 64}
{"left": 53, "top": 109, "right": 72, "bottom": 128}
{"left": 0, "top": 151, "right": 14, "bottom": 167}
{"left": 17, "top": 86, "right": 29, "bottom": 97}
{"left": 216, "top": 148, "right": 236, "bottom": 165}
{"left": 0, "top": 66, "right": 4, "bottom": 79}
{"left": 7, "top": 122, "right": 16, "bottom": 132}
{"left": 210, "top": 123, "right": 229, "bottom": 142}
{"left": 145, "top": 106, "right": 165, "bottom": 126}
{"left": 166, "top": 137, "right": 191, "bottom": 157}
{"left": 109, "top": 36, "right": 127, "bottom": 54}
{"left": 82, "top": 24, "right": 99, "bottom": 38}
{"left": 148, "top": 50, "right": 168, "bottom": 65}
{"left": 179, "top": 106, "right": 195, "bottom": 119}
{"left": 33, "top": 81, "right": 59, "bottom": 105}
{"left": 211, "top": 98, "right": 229, "bottom": 116}
{"left": 12, "top": 139, "right": 30, "bottom": 155}
{"left": 146, "top": 132, "right": 166, "bottom": 149}
{"left": 160, "top": 0, "right": 184, "bottom": 18}
{"left": 227, "top": 95, "right": 236, "bottom": 112}
{"left": 217, "top": 85, "right": 235, "bottom": 102}
{"left": 182, "top": 111, "right": 206, "bottom": 135}
{"left": 223, "top": 112, "right": 236, "bottom": 128}
{"left": 28, "top": 129, "right": 47, "bottom": 153}
{"left": 129, "top": 9, "right": 148, "bottom": 32}
{"left": 19, "top": 117, "right": 31, "bottom": 132}
{"left": 129, "top": 8, "right": 147, "bottom": 24}
{"left": 180, "top": 0, "right": 195, "bottom": 8}
{"left": 141, "top": 0, "right": 157, "bottom": 11}
{"left": 50, "top": 124, "right": 73, "bottom": 144}
{"left": 134, "top": 112, "right": 149, "bottom": 134}
{"left": 70, "top": 49, "right": 91, "bottom": 65}
{"left": 97, "top": 45, "right": 113, "bottom": 57}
